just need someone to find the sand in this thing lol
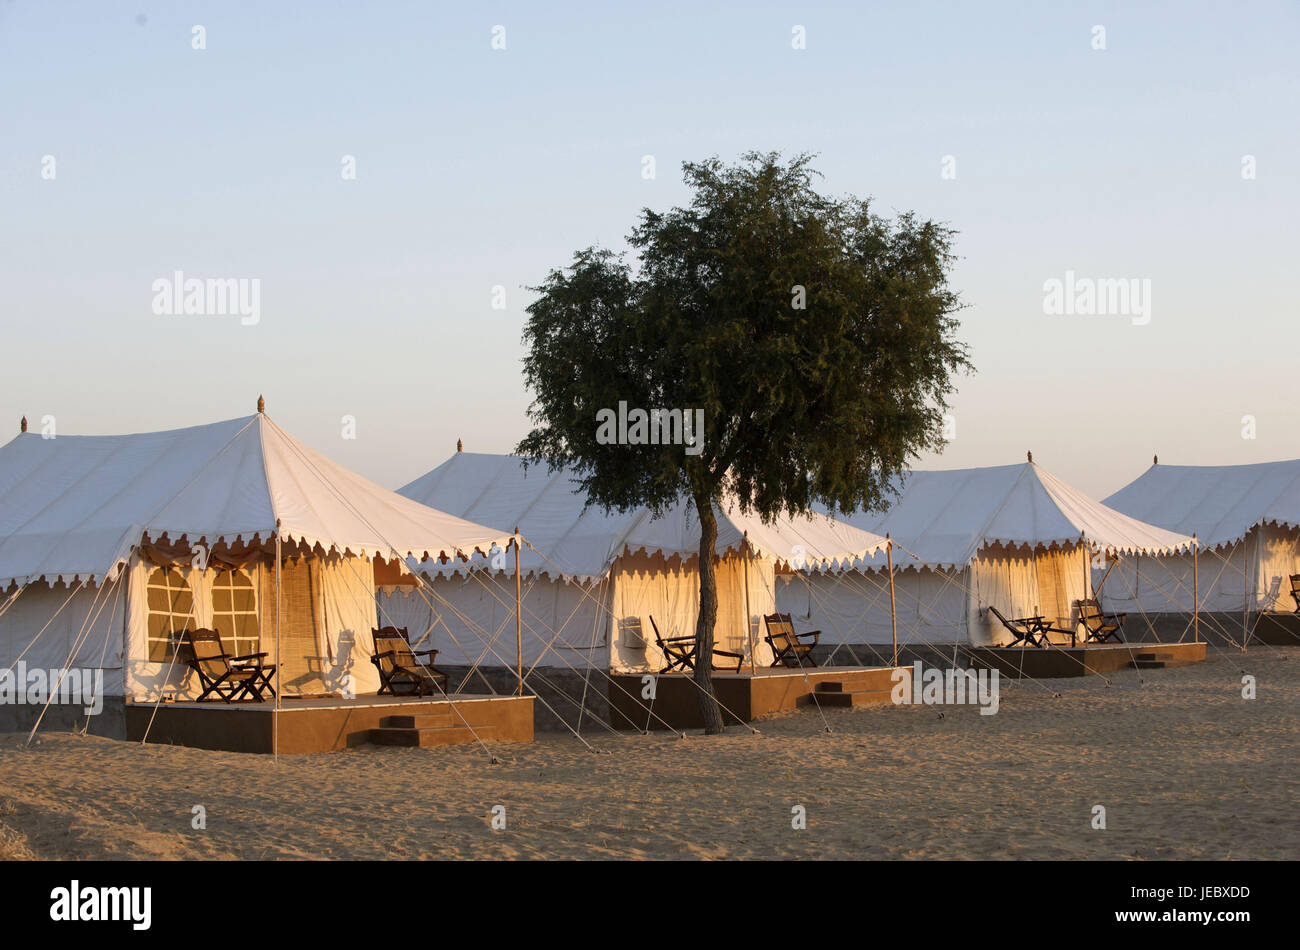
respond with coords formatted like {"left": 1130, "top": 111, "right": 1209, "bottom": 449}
{"left": 1, "top": 647, "right": 1296, "bottom": 860}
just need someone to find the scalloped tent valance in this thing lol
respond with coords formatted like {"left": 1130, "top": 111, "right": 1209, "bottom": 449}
{"left": 0, "top": 413, "right": 513, "bottom": 588}
{"left": 1104, "top": 457, "right": 1300, "bottom": 549}
{"left": 830, "top": 461, "right": 1194, "bottom": 572}
{"left": 396, "top": 452, "right": 890, "bottom": 583}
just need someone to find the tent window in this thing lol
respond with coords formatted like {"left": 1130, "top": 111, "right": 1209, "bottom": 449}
{"left": 146, "top": 568, "right": 194, "bottom": 662}
{"left": 211, "top": 569, "right": 259, "bottom": 661}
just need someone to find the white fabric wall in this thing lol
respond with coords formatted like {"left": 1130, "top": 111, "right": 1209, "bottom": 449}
{"left": 0, "top": 578, "right": 127, "bottom": 696}
{"left": 314, "top": 557, "right": 381, "bottom": 695}
{"left": 1097, "top": 539, "right": 1254, "bottom": 614}
{"left": 1254, "top": 523, "right": 1300, "bottom": 612}
{"left": 378, "top": 573, "right": 612, "bottom": 671}
{"left": 969, "top": 545, "right": 1090, "bottom": 646}
{"left": 609, "top": 551, "right": 776, "bottom": 673}
{"left": 700, "top": 545, "right": 1097, "bottom": 650}
{"left": 775, "top": 567, "right": 969, "bottom": 651}
{"left": 124, "top": 554, "right": 379, "bottom": 700}
{"left": 124, "top": 556, "right": 188, "bottom": 700}
{"left": 378, "top": 552, "right": 779, "bottom": 675}
{"left": 1034, "top": 546, "right": 1091, "bottom": 629}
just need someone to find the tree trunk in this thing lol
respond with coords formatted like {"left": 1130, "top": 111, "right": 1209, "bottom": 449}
{"left": 692, "top": 492, "right": 726, "bottom": 734}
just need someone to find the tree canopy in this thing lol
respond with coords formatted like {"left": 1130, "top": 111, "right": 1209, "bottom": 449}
{"left": 518, "top": 151, "right": 970, "bottom": 732}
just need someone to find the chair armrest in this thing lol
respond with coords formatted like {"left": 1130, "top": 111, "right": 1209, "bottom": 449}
{"left": 660, "top": 636, "right": 698, "bottom": 650}
{"left": 229, "top": 652, "right": 269, "bottom": 663}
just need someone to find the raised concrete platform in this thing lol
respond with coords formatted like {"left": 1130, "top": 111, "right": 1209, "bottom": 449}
{"left": 1096, "top": 611, "right": 1300, "bottom": 648}
{"left": 607, "top": 665, "right": 903, "bottom": 730}
{"left": 966, "top": 641, "right": 1206, "bottom": 679}
{"left": 125, "top": 693, "right": 534, "bottom": 754}
{"left": 1252, "top": 613, "right": 1300, "bottom": 645}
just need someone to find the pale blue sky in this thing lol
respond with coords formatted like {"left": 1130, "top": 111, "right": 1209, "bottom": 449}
{"left": 2, "top": 1, "right": 1296, "bottom": 500}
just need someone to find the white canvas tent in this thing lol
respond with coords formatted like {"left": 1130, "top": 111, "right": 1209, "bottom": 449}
{"left": 776, "top": 460, "right": 1193, "bottom": 648}
{"left": 378, "top": 452, "right": 889, "bottom": 674}
{"left": 0, "top": 411, "right": 512, "bottom": 720}
{"left": 1102, "top": 458, "right": 1300, "bottom": 614}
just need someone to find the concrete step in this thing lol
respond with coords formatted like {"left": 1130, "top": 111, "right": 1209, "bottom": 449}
{"left": 382, "top": 713, "right": 455, "bottom": 729}
{"left": 369, "top": 724, "right": 495, "bottom": 747}
{"left": 800, "top": 688, "right": 895, "bottom": 708}
{"left": 813, "top": 682, "right": 846, "bottom": 693}
{"left": 1131, "top": 651, "right": 1202, "bottom": 670}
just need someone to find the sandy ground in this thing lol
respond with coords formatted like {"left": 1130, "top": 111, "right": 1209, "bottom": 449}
{"left": 1, "top": 647, "right": 1296, "bottom": 860}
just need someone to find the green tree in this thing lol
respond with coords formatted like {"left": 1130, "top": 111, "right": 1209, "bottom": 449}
{"left": 518, "top": 152, "right": 970, "bottom": 733}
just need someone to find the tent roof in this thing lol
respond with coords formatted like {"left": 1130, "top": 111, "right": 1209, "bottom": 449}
{"left": 398, "top": 453, "right": 890, "bottom": 583}
{"left": 0, "top": 414, "right": 513, "bottom": 587}
{"left": 1103, "top": 458, "right": 1300, "bottom": 549}
{"left": 829, "top": 462, "right": 1193, "bottom": 570}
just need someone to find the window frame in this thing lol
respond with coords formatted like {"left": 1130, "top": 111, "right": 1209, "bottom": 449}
{"left": 144, "top": 567, "right": 195, "bottom": 662}
{"left": 209, "top": 567, "right": 260, "bottom": 660}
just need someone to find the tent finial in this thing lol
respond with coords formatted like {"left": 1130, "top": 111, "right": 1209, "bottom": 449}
{"left": 257, "top": 394, "right": 265, "bottom": 414}
{"left": 19, "top": 416, "right": 26, "bottom": 434}
{"left": 1027, "top": 450, "right": 1033, "bottom": 463}
{"left": 457, "top": 438, "right": 463, "bottom": 453}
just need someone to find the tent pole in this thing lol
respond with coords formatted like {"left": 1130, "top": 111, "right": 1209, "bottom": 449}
{"left": 1093, "top": 556, "right": 1117, "bottom": 598}
{"left": 887, "top": 535, "right": 898, "bottom": 669}
{"left": 743, "top": 532, "right": 756, "bottom": 676}
{"left": 1243, "top": 527, "right": 1250, "bottom": 651}
{"left": 514, "top": 527, "right": 523, "bottom": 697}
{"left": 1031, "top": 546, "right": 1039, "bottom": 623}
{"left": 1192, "top": 533, "right": 1199, "bottom": 644}
{"left": 1082, "top": 540, "right": 1088, "bottom": 634}
{"left": 274, "top": 520, "right": 282, "bottom": 760}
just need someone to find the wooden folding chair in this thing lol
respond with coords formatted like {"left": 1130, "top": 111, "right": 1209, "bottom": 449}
{"left": 649, "top": 616, "right": 695, "bottom": 673}
{"left": 1076, "top": 598, "right": 1125, "bottom": 643}
{"left": 182, "top": 628, "right": 276, "bottom": 703}
{"left": 648, "top": 616, "right": 745, "bottom": 674}
{"left": 763, "top": 613, "right": 820, "bottom": 667}
{"left": 987, "top": 606, "right": 1047, "bottom": 648}
{"left": 1290, "top": 575, "right": 1300, "bottom": 613}
{"left": 371, "top": 626, "right": 449, "bottom": 696}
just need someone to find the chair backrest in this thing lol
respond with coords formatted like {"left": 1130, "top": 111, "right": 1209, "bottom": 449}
{"left": 1076, "top": 598, "right": 1104, "bottom": 628}
{"left": 372, "top": 626, "right": 416, "bottom": 675}
{"left": 1291, "top": 574, "right": 1300, "bottom": 595}
{"left": 648, "top": 616, "right": 667, "bottom": 647}
{"left": 764, "top": 613, "right": 798, "bottom": 650}
{"left": 986, "top": 605, "right": 1016, "bottom": 631}
{"left": 183, "top": 628, "right": 229, "bottom": 679}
